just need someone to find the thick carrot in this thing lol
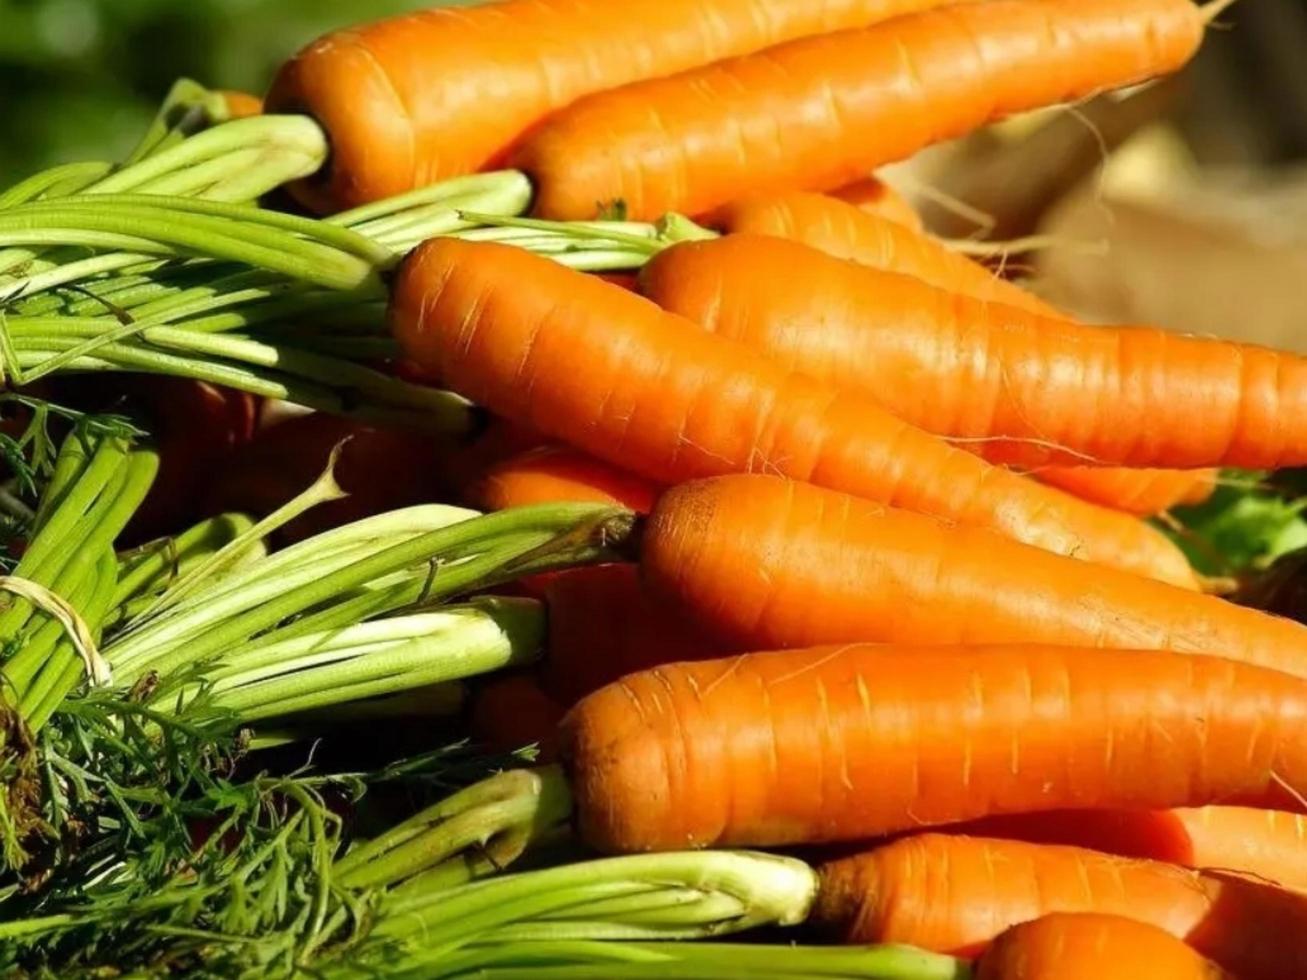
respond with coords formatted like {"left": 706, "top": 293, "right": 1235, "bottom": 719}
{"left": 948, "top": 808, "right": 1307, "bottom": 892}
{"left": 560, "top": 644, "right": 1307, "bottom": 853}
{"left": 975, "top": 913, "right": 1233, "bottom": 980}
{"left": 265, "top": 0, "right": 972, "bottom": 212}
{"left": 693, "top": 199, "right": 1211, "bottom": 509}
{"left": 470, "top": 445, "right": 661, "bottom": 514}
{"left": 218, "top": 90, "right": 263, "bottom": 120}
{"left": 1033, "top": 466, "right": 1217, "bottom": 516}
{"left": 813, "top": 834, "right": 1307, "bottom": 980}
{"left": 514, "top": 0, "right": 1209, "bottom": 220}
{"left": 469, "top": 672, "right": 565, "bottom": 761}
{"left": 640, "top": 233, "right": 1307, "bottom": 470}
{"left": 637, "top": 476, "right": 1307, "bottom": 678}
{"left": 391, "top": 238, "right": 1196, "bottom": 587}
{"left": 706, "top": 191, "right": 1053, "bottom": 315}
{"left": 831, "top": 177, "right": 922, "bottom": 231}
{"left": 543, "top": 563, "right": 725, "bottom": 704}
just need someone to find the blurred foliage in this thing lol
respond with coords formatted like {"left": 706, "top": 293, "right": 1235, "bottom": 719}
{"left": 1169, "top": 472, "right": 1307, "bottom": 579}
{"left": 0, "top": 0, "right": 478, "bottom": 183}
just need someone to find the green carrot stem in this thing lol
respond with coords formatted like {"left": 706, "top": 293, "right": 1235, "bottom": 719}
{"left": 327, "top": 171, "right": 533, "bottom": 227}
{"left": 147, "top": 505, "right": 476, "bottom": 620}
{"left": 112, "top": 530, "right": 552, "bottom": 685}
{"left": 375, "top": 851, "right": 819, "bottom": 950}
{"left": 24, "top": 549, "right": 122, "bottom": 732}
{"left": 1, "top": 436, "right": 126, "bottom": 616}
{"left": 120, "top": 77, "right": 230, "bottom": 166}
{"left": 336, "top": 765, "right": 570, "bottom": 891}
{"left": 3, "top": 252, "right": 159, "bottom": 300}
{"left": 0, "top": 162, "right": 114, "bottom": 210}
{"left": 0, "top": 207, "right": 381, "bottom": 292}
{"left": 107, "top": 504, "right": 626, "bottom": 682}
{"left": 92, "top": 116, "right": 327, "bottom": 196}
{"left": 0, "top": 552, "right": 102, "bottom": 696}
{"left": 9, "top": 195, "right": 393, "bottom": 266}
{"left": 425, "top": 942, "right": 969, "bottom": 980}
{"left": 112, "top": 513, "right": 258, "bottom": 610}
{"left": 7, "top": 449, "right": 157, "bottom": 705}
{"left": 31, "top": 431, "right": 93, "bottom": 532}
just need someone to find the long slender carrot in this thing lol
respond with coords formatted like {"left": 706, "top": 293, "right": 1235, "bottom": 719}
{"left": 513, "top": 0, "right": 1211, "bottom": 220}
{"left": 559, "top": 644, "right": 1307, "bottom": 854}
{"left": 975, "top": 913, "right": 1233, "bottom": 980}
{"left": 640, "top": 233, "right": 1307, "bottom": 470}
{"left": 543, "top": 563, "right": 725, "bottom": 704}
{"left": 693, "top": 196, "right": 1215, "bottom": 508}
{"left": 1032, "top": 466, "right": 1217, "bottom": 516}
{"left": 265, "top": 0, "right": 974, "bottom": 212}
{"left": 636, "top": 476, "right": 1307, "bottom": 678}
{"left": 813, "top": 834, "right": 1307, "bottom": 980}
{"left": 470, "top": 445, "right": 661, "bottom": 514}
{"left": 831, "top": 177, "right": 922, "bottom": 231}
{"left": 705, "top": 191, "right": 1053, "bottom": 315}
{"left": 391, "top": 238, "right": 1196, "bottom": 587}
{"left": 947, "top": 807, "right": 1307, "bottom": 892}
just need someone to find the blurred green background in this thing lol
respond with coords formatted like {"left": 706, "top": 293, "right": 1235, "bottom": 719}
{"left": 0, "top": 0, "right": 472, "bottom": 183}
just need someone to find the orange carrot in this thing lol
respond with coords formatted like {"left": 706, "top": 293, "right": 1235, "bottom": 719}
{"left": 640, "top": 233, "right": 1307, "bottom": 470}
{"left": 470, "top": 445, "right": 661, "bottom": 514}
{"left": 706, "top": 191, "right": 1053, "bottom": 315}
{"left": 218, "top": 90, "right": 263, "bottom": 120}
{"left": 200, "top": 412, "right": 444, "bottom": 543}
{"left": 560, "top": 645, "right": 1307, "bottom": 854}
{"left": 813, "top": 835, "right": 1307, "bottom": 980}
{"left": 1033, "top": 466, "right": 1218, "bottom": 516}
{"left": 514, "top": 0, "right": 1209, "bottom": 220}
{"left": 947, "top": 808, "right": 1307, "bottom": 892}
{"left": 694, "top": 197, "right": 1211, "bottom": 510}
{"left": 543, "top": 563, "right": 724, "bottom": 704}
{"left": 469, "top": 672, "right": 565, "bottom": 761}
{"left": 391, "top": 238, "right": 1196, "bottom": 587}
{"left": 637, "top": 476, "right": 1307, "bottom": 679}
{"left": 265, "top": 0, "right": 972, "bottom": 212}
{"left": 975, "top": 914, "right": 1233, "bottom": 980}
{"left": 831, "top": 177, "right": 922, "bottom": 231}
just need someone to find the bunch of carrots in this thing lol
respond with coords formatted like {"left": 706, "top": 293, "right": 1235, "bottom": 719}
{"left": 11, "top": 0, "right": 1307, "bottom": 976}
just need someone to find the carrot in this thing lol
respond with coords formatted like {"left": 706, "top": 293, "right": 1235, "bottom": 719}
{"left": 200, "top": 411, "right": 445, "bottom": 543}
{"left": 560, "top": 644, "right": 1307, "bottom": 854}
{"left": 513, "top": 0, "right": 1210, "bottom": 220}
{"left": 691, "top": 198, "right": 1213, "bottom": 510}
{"left": 705, "top": 191, "right": 1053, "bottom": 315}
{"left": 947, "top": 807, "right": 1307, "bottom": 892}
{"left": 469, "top": 672, "right": 565, "bottom": 761}
{"left": 543, "top": 563, "right": 724, "bottom": 704}
{"left": 636, "top": 476, "right": 1307, "bottom": 679}
{"left": 265, "top": 0, "right": 973, "bottom": 212}
{"left": 469, "top": 445, "right": 661, "bottom": 514}
{"left": 812, "top": 834, "right": 1307, "bottom": 980}
{"left": 218, "top": 90, "right": 263, "bottom": 120}
{"left": 975, "top": 913, "right": 1234, "bottom": 980}
{"left": 391, "top": 238, "right": 1196, "bottom": 587}
{"left": 831, "top": 177, "right": 922, "bottom": 231}
{"left": 640, "top": 233, "right": 1307, "bottom": 470}
{"left": 1032, "top": 466, "right": 1218, "bottom": 516}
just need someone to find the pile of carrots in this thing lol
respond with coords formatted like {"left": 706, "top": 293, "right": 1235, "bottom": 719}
{"left": 22, "top": 0, "right": 1307, "bottom": 974}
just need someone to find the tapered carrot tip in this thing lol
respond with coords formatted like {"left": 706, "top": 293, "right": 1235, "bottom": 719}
{"left": 976, "top": 914, "right": 1234, "bottom": 980}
